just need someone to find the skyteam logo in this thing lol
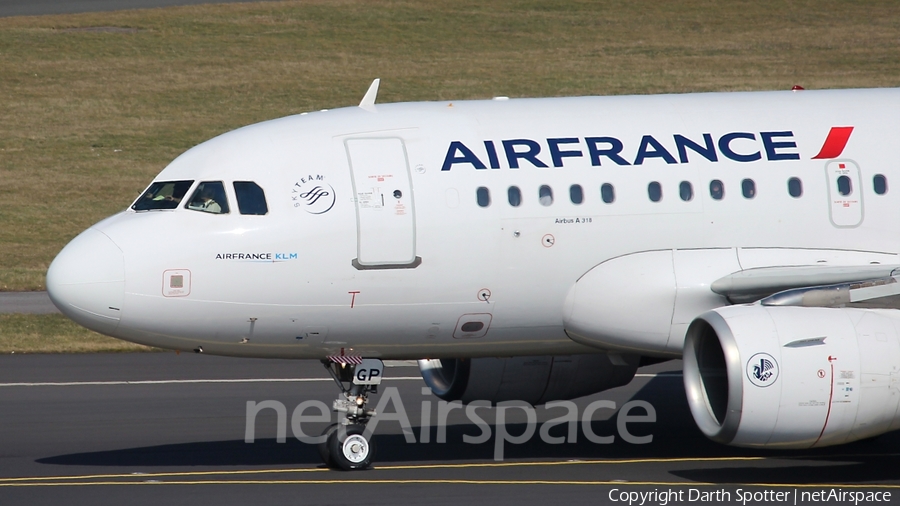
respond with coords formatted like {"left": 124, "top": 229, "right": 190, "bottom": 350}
{"left": 747, "top": 353, "right": 779, "bottom": 388}
{"left": 292, "top": 175, "right": 336, "bottom": 215}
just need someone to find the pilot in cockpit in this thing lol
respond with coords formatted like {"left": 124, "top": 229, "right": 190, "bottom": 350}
{"left": 188, "top": 186, "right": 222, "bottom": 214}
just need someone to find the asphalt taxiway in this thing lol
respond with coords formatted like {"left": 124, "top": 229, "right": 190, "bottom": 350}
{"left": 0, "top": 292, "right": 58, "bottom": 314}
{"left": 0, "top": 353, "right": 896, "bottom": 505}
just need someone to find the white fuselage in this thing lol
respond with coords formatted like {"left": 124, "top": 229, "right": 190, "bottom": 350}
{"left": 47, "top": 88, "right": 900, "bottom": 360}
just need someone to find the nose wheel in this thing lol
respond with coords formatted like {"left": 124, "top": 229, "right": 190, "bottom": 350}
{"left": 320, "top": 358, "right": 383, "bottom": 470}
{"left": 329, "top": 424, "right": 375, "bottom": 470}
{"left": 318, "top": 423, "right": 377, "bottom": 471}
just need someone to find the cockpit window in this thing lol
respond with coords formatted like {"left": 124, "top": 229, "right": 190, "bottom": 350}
{"left": 186, "top": 181, "right": 229, "bottom": 214}
{"left": 234, "top": 181, "right": 269, "bottom": 215}
{"left": 132, "top": 180, "right": 194, "bottom": 211}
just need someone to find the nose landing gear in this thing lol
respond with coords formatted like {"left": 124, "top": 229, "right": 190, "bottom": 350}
{"left": 320, "top": 358, "right": 384, "bottom": 470}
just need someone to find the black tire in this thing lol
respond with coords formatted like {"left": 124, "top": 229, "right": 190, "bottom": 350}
{"left": 328, "top": 424, "right": 375, "bottom": 471}
{"left": 318, "top": 423, "right": 339, "bottom": 468}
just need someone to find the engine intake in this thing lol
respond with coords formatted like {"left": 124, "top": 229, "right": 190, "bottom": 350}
{"left": 684, "top": 305, "right": 900, "bottom": 448}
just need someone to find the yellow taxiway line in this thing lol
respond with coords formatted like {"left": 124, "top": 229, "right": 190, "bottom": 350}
{"left": 0, "top": 455, "right": 897, "bottom": 488}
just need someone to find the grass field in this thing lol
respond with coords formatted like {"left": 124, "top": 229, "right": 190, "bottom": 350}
{"left": 0, "top": 1, "right": 899, "bottom": 350}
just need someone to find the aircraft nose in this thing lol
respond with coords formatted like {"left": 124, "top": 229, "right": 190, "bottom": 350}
{"left": 46, "top": 228, "right": 125, "bottom": 336}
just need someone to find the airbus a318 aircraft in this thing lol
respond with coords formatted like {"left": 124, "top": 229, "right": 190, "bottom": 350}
{"left": 47, "top": 80, "right": 900, "bottom": 470}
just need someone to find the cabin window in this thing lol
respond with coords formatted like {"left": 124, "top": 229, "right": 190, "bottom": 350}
{"left": 569, "top": 184, "right": 584, "bottom": 204}
{"left": 476, "top": 187, "right": 491, "bottom": 207}
{"left": 837, "top": 175, "right": 852, "bottom": 196}
{"left": 679, "top": 181, "right": 693, "bottom": 202}
{"left": 132, "top": 180, "right": 194, "bottom": 211}
{"left": 186, "top": 181, "right": 229, "bottom": 214}
{"left": 709, "top": 179, "right": 724, "bottom": 200}
{"left": 648, "top": 181, "right": 662, "bottom": 202}
{"left": 741, "top": 179, "right": 756, "bottom": 199}
{"left": 601, "top": 183, "right": 615, "bottom": 204}
{"left": 539, "top": 185, "right": 553, "bottom": 206}
{"left": 234, "top": 181, "right": 268, "bottom": 215}
{"left": 508, "top": 186, "right": 522, "bottom": 207}
{"left": 787, "top": 177, "right": 802, "bottom": 198}
{"left": 874, "top": 174, "right": 888, "bottom": 195}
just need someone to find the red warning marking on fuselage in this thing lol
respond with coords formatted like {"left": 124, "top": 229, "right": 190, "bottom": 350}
{"left": 349, "top": 291, "right": 360, "bottom": 308}
{"left": 812, "top": 126, "right": 854, "bottom": 159}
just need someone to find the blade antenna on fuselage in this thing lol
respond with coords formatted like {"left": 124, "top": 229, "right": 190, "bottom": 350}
{"left": 359, "top": 79, "right": 380, "bottom": 111}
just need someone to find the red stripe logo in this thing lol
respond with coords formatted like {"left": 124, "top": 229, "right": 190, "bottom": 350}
{"left": 812, "top": 126, "right": 854, "bottom": 159}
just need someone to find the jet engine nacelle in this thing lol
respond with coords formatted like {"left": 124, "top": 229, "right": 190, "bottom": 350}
{"left": 418, "top": 354, "right": 639, "bottom": 406}
{"left": 684, "top": 305, "right": 900, "bottom": 449}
